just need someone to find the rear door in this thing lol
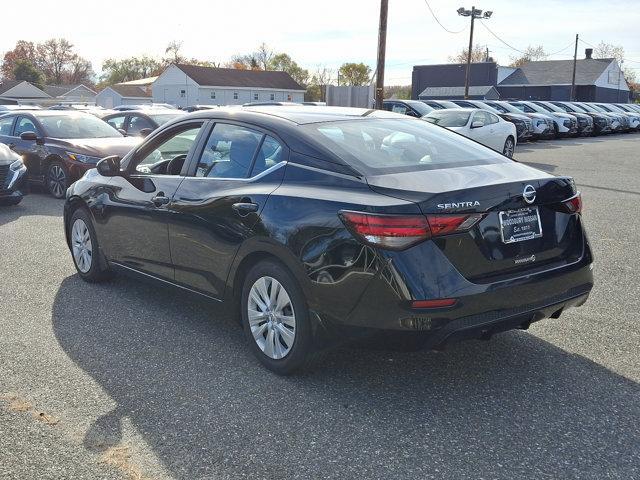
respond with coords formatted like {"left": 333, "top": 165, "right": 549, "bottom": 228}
{"left": 168, "top": 121, "right": 287, "bottom": 298}
{"left": 97, "top": 120, "right": 207, "bottom": 280}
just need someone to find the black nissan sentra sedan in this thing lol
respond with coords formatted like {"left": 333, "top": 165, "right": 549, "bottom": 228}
{"left": 63, "top": 106, "right": 593, "bottom": 375}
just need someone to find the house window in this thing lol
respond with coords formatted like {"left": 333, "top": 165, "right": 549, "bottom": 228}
{"left": 287, "top": 94, "right": 292, "bottom": 101}
{"left": 253, "top": 93, "right": 259, "bottom": 101}
{"left": 270, "top": 93, "right": 275, "bottom": 101}
{"left": 210, "top": 91, "right": 216, "bottom": 99}
{"left": 233, "top": 92, "right": 238, "bottom": 100}
{"left": 180, "top": 89, "right": 186, "bottom": 98}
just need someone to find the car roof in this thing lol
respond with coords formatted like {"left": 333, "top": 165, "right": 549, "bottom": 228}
{"left": 3, "top": 110, "right": 96, "bottom": 118}
{"left": 184, "top": 105, "right": 406, "bottom": 125}
{"left": 428, "top": 108, "right": 477, "bottom": 113}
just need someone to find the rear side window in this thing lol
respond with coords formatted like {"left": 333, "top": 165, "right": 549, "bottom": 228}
{"left": 0, "top": 116, "right": 15, "bottom": 136}
{"left": 106, "top": 115, "right": 126, "bottom": 131}
{"left": 303, "top": 118, "right": 510, "bottom": 175}
{"left": 196, "top": 123, "right": 262, "bottom": 178}
{"left": 251, "top": 135, "right": 284, "bottom": 177}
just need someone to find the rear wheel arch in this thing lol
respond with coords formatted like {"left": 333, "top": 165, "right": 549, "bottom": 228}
{"left": 229, "top": 247, "right": 311, "bottom": 310}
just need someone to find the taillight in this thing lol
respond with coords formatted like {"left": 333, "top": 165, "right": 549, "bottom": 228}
{"left": 411, "top": 298, "right": 457, "bottom": 309}
{"left": 339, "top": 211, "right": 483, "bottom": 250}
{"left": 554, "top": 192, "right": 582, "bottom": 214}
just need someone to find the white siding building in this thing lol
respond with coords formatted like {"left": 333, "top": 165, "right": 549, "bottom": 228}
{"left": 0, "top": 80, "right": 50, "bottom": 105}
{"left": 96, "top": 84, "right": 153, "bottom": 109}
{"left": 152, "top": 64, "right": 306, "bottom": 107}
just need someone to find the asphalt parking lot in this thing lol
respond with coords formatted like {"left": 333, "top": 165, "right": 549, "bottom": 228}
{"left": 1, "top": 135, "right": 639, "bottom": 480}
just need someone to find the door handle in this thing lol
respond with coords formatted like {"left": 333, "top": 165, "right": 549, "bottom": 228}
{"left": 151, "top": 192, "right": 171, "bottom": 207}
{"left": 232, "top": 202, "right": 259, "bottom": 216}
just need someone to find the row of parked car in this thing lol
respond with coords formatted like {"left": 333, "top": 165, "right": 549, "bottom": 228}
{"left": 383, "top": 98, "right": 640, "bottom": 157}
{"left": 1, "top": 97, "right": 638, "bottom": 205}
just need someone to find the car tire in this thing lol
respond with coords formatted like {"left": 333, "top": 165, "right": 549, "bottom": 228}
{"left": 47, "top": 161, "right": 69, "bottom": 199}
{"left": 69, "top": 208, "right": 112, "bottom": 282}
{"left": 241, "top": 259, "right": 314, "bottom": 375}
{"left": 502, "top": 136, "right": 515, "bottom": 158}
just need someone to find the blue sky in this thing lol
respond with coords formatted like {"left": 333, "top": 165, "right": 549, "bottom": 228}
{"left": 2, "top": 0, "right": 639, "bottom": 83}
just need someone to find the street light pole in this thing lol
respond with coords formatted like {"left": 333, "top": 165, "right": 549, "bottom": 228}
{"left": 457, "top": 7, "right": 492, "bottom": 99}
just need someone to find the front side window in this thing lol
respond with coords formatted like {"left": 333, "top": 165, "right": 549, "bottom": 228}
{"left": 304, "top": 118, "right": 509, "bottom": 175}
{"left": 133, "top": 124, "right": 203, "bottom": 174}
{"left": 196, "top": 123, "right": 262, "bottom": 179}
{"left": 391, "top": 104, "right": 408, "bottom": 115}
{"left": 14, "top": 116, "right": 39, "bottom": 136}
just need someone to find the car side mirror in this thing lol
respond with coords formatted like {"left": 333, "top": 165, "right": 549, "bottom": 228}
{"left": 96, "top": 155, "right": 122, "bottom": 177}
{"left": 139, "top": 128, "right": 152, "bottom": 138}
{"left": 117, "top": 128, "right": 127, "bottom": 136}
{"left": 471, "top": 121, "right": 485, "bottom": 128}
{"left": 20, "top": 131, "right": 43, "bottom": 143}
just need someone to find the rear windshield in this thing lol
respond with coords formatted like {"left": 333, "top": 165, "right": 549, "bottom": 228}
{"left": 303, "top": 118, "right": 510, "bottom": 175}
{"left": 424, "top": 111, "right": 470, "bottom": 127}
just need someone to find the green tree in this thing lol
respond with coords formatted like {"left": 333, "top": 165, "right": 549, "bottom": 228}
{"left": 1, "top": 40, "right": 38, "bottom": 80}
{"left": 270, "top": 53, "right": 309, "bottom": 86}
{"left": 100, "top": 56, "right": 163, "bottom": 85}
{"left": 13, "top": 60, "right": 43, "bottom": 88}
{"left": 338, "top": 62, "right": 371, "bottom": 86}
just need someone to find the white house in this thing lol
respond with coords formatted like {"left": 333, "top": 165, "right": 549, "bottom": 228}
{"left": 152, "top": 64, "right": 306, "bottom": 107}
{"left": 0, "top": 80, "right": 50, "bottom": 105}
{"left": 95, "top": 84, "right": 152, "bottom": 109}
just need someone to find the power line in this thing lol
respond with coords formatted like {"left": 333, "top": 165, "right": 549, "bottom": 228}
{"left": 477, "top": 21, "right": 527, "bottom": 55}
{"left": 422, "top": 0, "right": 467, "bottom": 34}
{"left": 548, "top": 41, "right": 576, "bottom": 56}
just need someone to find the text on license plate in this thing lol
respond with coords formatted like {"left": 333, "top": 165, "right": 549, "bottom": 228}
{"left": 499, "top": 207, "right": 542, "bottom": 244}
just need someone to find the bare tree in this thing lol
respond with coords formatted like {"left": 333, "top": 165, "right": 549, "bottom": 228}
{"left": 509, "top": 45, "right": 548, "bottom": 67}
{"left": 164, "top": 41, "right": 185, "bottom": 64}
{"left": 448, "top": 44, "right": 487, "bottom": 64}
{"left": 255, "top": 43, "right": 275, "bottom": 70}
{"left": 36, "top": 39, "right": 76, "bottom": 84}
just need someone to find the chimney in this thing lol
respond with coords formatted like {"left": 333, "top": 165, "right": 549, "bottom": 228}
{"left": 585, "top": 48, "right": 593, "bottom": 59}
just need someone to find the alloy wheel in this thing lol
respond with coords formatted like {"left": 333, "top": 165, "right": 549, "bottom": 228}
{"left": 503, "top": 138, "right": 514, "bottom": 158}
{"left": 49, "top": 165, "right": 67, "bottom": 198}
{"left": 71, "top": 218, "right": 93, "bottom": 273}
{"left": 247, "top": 276, "right": 296, "bottom": 360}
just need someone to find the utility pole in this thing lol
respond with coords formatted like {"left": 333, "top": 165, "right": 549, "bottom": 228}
{"left": 375, "top": 0, "right": 388, "bottom": 109}
{"left": 485, "top": 46, "right": 489, "bottom": 62}
{"left": 458, "top": 7, "right": 493, "bottom": 99}
{"left": 617, "top": 59, "right": 624, "bottom": 102}
{"left": 570, "top": 34, "right": 578, "bottom": 101}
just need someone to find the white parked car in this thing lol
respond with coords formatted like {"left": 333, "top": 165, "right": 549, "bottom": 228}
{"left": 423, "top": 108, "right": 517, "bottom": 157}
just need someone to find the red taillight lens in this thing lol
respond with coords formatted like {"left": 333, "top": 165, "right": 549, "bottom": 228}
{"left": 339, "top": 211, "right": 431, "bottom": 250}
{"left": 339, "top": 211, "right": 484, "bottom": 250}
{"left": 426, "top": 213, "right": 484, "bottom": 236}
{"left": 564, "top": 192, "right": 582, "bottom": 214}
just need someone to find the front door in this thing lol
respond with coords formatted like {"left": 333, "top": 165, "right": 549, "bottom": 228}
{"left": 96, "top": 120, "right": 207, "bottom": 280}
{"left": 12, "top": 115, "right": 46, "bottom": 181}
{"left": 168, "top": 122, "right": 287, "bottom": 298}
